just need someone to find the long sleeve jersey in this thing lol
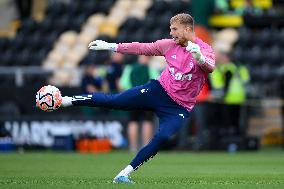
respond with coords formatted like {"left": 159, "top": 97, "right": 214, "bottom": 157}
{"left": 117, "top": 38, "right": 215, "bottom": 111}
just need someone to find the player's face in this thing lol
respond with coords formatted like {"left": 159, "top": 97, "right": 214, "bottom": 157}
{"left": 170, "top": 22, "right": 193, "bottom": 46}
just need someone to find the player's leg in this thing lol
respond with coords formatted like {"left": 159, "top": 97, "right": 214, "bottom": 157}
{"left": 129, "top": 113, "right": 188, "bottom": 170}
{"left": 113, "top": 111, "right": 189, "bottom": 183}
{"left": 113, "top": 79, "right": 190, "bottom": 183}
{"left": 61, "top": 81, "right": 155, "bottom": 111}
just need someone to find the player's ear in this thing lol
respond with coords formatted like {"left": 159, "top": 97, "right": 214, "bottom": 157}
{"left": 185, "top": 25, "right": 193, "bottom": 33}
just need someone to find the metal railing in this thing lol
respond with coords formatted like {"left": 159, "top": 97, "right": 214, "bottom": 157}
{"left": 0, "top": 66, "right": 52, "bottom": 87}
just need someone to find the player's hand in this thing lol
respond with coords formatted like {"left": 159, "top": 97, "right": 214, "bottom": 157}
{"left": 88, "top": 40, "right": 118, "bottom": 51}
{"left": 186, "top": 41, "right": 205, "bottom": 64}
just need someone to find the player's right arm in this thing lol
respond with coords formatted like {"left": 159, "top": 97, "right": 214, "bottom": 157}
{"left": 88, "top": 39, "right": 173, "bottom": 56}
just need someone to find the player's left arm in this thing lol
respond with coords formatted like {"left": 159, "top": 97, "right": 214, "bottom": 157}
{"left": 186, "top": 41, "right": 215, "bottom": 73}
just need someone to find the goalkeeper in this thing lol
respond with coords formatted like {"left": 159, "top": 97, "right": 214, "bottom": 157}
{"left": 61, "top": 13, "right": 215, "bottom": 184}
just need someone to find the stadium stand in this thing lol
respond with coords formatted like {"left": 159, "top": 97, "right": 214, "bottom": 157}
{"left": 0, "top": 0, "right": 282, "bottom": 101}
{"left": 0, "top": 0, "right": 283, "bottom": 149}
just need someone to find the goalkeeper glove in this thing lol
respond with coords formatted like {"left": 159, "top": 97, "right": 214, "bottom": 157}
{"left": 88, "top": 40, "right": 118, "bottom": 51}
{"left": 186, "top": 41, "right": 205, "bottom": 64}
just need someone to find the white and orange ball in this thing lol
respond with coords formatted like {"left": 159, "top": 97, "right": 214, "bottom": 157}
{"left": 36, "top": 85, "right": 62, "bottom": 112}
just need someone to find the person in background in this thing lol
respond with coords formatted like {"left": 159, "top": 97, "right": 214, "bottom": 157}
{"left": 80, "top": 63, "right": 104, "bottom": 116}
{"left": 120, "top": 55, "right": 159, "bottom": 152}
{"left": 105, "top": 52, "right": 124, "bottom": 93}
{"left": 210, "top": 50, "right": 250, "bottom": 136}
{"left": 81, "top": 63, "right": 103, "bottom": 94}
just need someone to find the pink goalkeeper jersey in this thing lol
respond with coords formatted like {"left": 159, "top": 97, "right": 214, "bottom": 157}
{"left": 117, "top": 38, "right": 215, "bottom": 111}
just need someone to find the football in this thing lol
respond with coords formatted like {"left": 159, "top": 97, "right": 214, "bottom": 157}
{"left": 36, "top": 85, "right": 62, "bottom": 112}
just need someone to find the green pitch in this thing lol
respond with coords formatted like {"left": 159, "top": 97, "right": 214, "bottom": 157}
{"left": 0, "top": 149, "right": 283, "bottom": 189}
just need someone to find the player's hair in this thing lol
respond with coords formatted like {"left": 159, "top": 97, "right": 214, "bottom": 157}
{"left": 170, "top": 13, "right": 194, "bottom": 31}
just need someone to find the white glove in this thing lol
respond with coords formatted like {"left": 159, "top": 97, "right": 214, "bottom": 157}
{"left": 186, "top": 41, "right": 205, "bottom": 64}
{"left": 88, "top": 40, "right": 118, "bottom": 51}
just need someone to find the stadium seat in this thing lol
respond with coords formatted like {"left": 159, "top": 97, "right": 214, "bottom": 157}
{"left": 70, "top": 14, "right": 88, "bottom": 32}
{"left": 81, "top": 0, "right": 99, "bottom": 16}
{"left": 264, "top": 45, "right": 281, "bottom": 65}
{"left": 46, "top": 2, "right": 66, "bottom": 20}
{"left": 231, "top": 46, "right": 244, "bottom": 63}
{"left": 144, "top": 13, "right": 157, "bottom": 31}
{"left": 67, "top": 1, "right": 82, "bottom": 17}
{"left": 158, "top": 11, "right": 172, "bottom": 30}
{"left": 10, "top": 35, "right": 25, "bottom": 52}
{"left": 119, "top": 17, "right": 143, "bottom": 33}
{"left": 278, "top": 28, "right": 284, "bottom": 47}
{"left": 135, "top": 0, "right": 152, "bottom": 10}
{"left": 148, "top": 0, "right": 169, "bottom": 15}
{"left": 0, "top": 75, "right": 15, "bottom": 87}
{"left": 17, "top": 19, "right": 37, "bottom": 35}
{"left": 97, "top": 0, "right": 115, "bottom": 14}
{"left": 256, "top": 28, "right": 272, "bottom": 47}
{"left": 144, "top": 28, "right": 164, "bottom": 42}
{"left": 38, "top": 17, "right": 52, "bottom": 34}
{"left": 268, "top": 28, "right": 281, "bottom": 45}
{"left": 0, "top": 38, "right": 8, "bottom": 52}
{"left": 86, "top": 14, "right": 106, "bottom": 27}
{"left": 24, "top": 71, "right": 51, "bottom": 86}
{"left": 1, "top": 50, "right": 14, "bottom": 66}
{"left": 19, "top": 49, "right": 33, "bottom": 66}
{"left": 98, "top": 21, "right": 118, "bottom": 38}
{"left": 169, "top": 0, "right": 189, "bottom": 14}
{"left": 29, "top": 31, "right": 43, "bottom": 51}
{"left": 53, "top": 14, "right": 70, "bottom": 32}
{"left": 251, "top": 63, "right": 276, "bottom": 83}
{"left": 115, "top": 31, "right": 128, "bottom": 43}
{"left": 247, "top": 46, "right": 262, "bottom": 65}
{"left": 131, "top": 28, "right": 146, "bottom": 42}
{"left": 237, "top": 27, "right": 254, "bottom": 47}
{"left": 59, "top": 31, "right": 78, "bottom": 48}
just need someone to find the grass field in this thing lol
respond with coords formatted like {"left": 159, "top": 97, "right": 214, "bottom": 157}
{"left": 0, "top": 148, "right": 283, "bottom": 189}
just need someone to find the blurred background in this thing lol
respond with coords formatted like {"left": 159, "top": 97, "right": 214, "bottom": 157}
{"left": 0, "top": 0, "right": 283, "bottom": 153}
